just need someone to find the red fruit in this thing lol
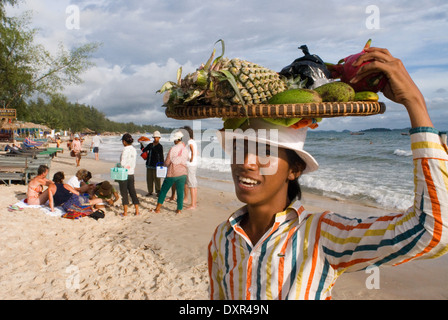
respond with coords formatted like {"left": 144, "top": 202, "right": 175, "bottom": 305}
{"left": 327, "top": 39, "right": 387, "bottom": 93}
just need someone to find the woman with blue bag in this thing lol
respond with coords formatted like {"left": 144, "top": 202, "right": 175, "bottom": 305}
{"left": 118, "top": 133, "right": 140, "bottom": 216}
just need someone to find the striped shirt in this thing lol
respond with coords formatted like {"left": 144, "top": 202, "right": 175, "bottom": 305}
{"left": 208, "top": 127, "right": 448, "bottom": 300}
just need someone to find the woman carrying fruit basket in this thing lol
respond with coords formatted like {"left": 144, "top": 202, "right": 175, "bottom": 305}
{"left": 207, "top": 47, "right": 448, "bottom": 300}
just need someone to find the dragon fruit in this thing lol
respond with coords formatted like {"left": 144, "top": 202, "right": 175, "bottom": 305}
{"left": 327, "top": 39, "right": 387, "bottom": 93}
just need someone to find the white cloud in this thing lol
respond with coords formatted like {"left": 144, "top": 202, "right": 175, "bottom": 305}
{"left": 411, "top": 68, "right": 448, "bottom": 99}
{"left": 63, "top": 57, "right": 198, "bottom": 127}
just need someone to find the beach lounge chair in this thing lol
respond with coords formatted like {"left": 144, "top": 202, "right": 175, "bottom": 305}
{"left": 0, "top": 156, "right": 28, "bottom": 185}
{"left": 0, "top": 172, "right": 26, "bottom": 185}
{"left": 4, "top": 145, "right": 22, "bottom": 155}
{"left": 23, "top": 137, "right": 45, "bottom": 148}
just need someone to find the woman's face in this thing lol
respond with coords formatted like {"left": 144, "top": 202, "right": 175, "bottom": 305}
{"left": 231, "top": 140, "right": 299, "bottom": 207}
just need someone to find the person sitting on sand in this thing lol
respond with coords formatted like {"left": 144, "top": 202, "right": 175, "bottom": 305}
{"left": 208, "top": 47, "right": 448, "bottom": 300}
{"left": 26, "top": 165, "right": 54, "bottom": 208}
{"left": 82, "top": 171, "right": 95, "bottom": 196}
{"left": 92, "top": 181, "right": 120, "bottom": 211}
{"left": 67, "top": 169, "right": 95, "bottom": 195}
{"left": 48, "top": 171, "right": 102, "bottom": 213}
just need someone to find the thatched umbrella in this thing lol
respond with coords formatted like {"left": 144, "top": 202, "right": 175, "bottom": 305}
{"left": 0, "top": 121, "right": 51, "bottom": 137}
{"left": 0, "top": 119, "right": 21, "bottom": 130}
{"left": 19, "top": 122, "right": 51, "bottom": 131}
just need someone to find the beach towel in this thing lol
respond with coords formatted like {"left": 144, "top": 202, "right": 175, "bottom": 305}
{"left": 61, "top": 204, "right": 94, "bottom": 220}
{"left": 59, "top": 194, "right": 94, "bottom": 219}
{"left": 13, "top": 199, "right": 94, "bottom": 220}
{"left": 14, "top": 199, "right": 65, "bottom": 217}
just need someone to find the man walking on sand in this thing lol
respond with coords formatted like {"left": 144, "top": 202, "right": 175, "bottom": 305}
{"left": 91, "top": 133, "right": 103, "bottom": 161}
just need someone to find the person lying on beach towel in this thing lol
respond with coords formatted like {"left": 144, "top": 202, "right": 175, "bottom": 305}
{"left": 208, "top": 47, "right": 448, "bottom": 300}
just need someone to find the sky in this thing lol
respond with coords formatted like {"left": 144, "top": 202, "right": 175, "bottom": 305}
{"left": 6, "top": 0, "right": 448, "bottom": 131}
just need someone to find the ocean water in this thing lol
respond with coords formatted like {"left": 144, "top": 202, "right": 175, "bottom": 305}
{"left": 96, "top": 130, "right": 415, "bottom": 212}
{"left": 302, "top": 131, "right": 414, "bottom": 211}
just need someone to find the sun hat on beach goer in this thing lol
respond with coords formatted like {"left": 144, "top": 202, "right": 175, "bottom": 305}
{"left": 171, "top": 131, "right": 183, "bottom": 141}
{"left": 153, "top": 131, "right": 161, "bottom": 138}
{"left": 219, "top": 118, "right": 319, "bottom": 174}
{"left": 97, "top": 181, "right": 113, "bottom": 197}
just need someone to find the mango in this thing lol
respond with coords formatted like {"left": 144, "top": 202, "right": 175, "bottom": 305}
{"left": 223, "top": 118, "right": 248, "bottom": 130}
{"left": 314, "top": 81, "right": 355, "bottom": 102}
{"left": 268, "top": 89, "right": 322, "bottom": 104}
{"left": 262, "top": 118, "right": 302, "bottom": 127}
{"left": 354, "top": 91, "right": 379, "bottom": 102}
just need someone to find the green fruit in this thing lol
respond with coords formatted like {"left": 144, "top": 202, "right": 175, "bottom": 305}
{"left": 223, "top": 118, "right": 248, "bottom": 130}
{"left": 314, "top": 82, "right": 355, "bottom": 102}
{"left": 354, "top": 91, "right": 379, "bottom": 102}
{"left": 268, "top": 89, "right": 322, "bottom": 104}
{"left": 262, "top": 118, "right": 302, "bottom": 127}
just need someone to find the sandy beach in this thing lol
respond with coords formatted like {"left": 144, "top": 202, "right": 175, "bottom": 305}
{"left": 1, "top": 137, "right": 448, "bottom": 300}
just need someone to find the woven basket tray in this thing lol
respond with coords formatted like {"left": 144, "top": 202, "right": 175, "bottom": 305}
{"left": 165, "top": 101, "right": 386, "bottom": 120}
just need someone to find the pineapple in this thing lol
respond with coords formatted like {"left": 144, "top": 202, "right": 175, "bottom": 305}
{"left": 211, "top": 58, "right": 287, "bottom": 105}
{"left": 158, "top": 40, "right": 287, "bottom": 108}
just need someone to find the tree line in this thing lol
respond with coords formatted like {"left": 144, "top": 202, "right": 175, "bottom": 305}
{"left": 24, "top": 94, "right": 171, "bottom": 134}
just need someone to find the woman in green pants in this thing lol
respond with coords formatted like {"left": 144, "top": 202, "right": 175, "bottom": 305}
{"left": 151, "top": 130, "right": 189, "bottom": 214}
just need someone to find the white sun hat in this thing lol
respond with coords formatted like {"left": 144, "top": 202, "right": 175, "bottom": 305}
{"left": 171, "top": 130, "right": 184, "bottom": 141}
{"left": 153, "top": 131, "right": 161, "bottom": 138}
{"left": 219, "top": 118, "right": 319, "bottom": 174}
